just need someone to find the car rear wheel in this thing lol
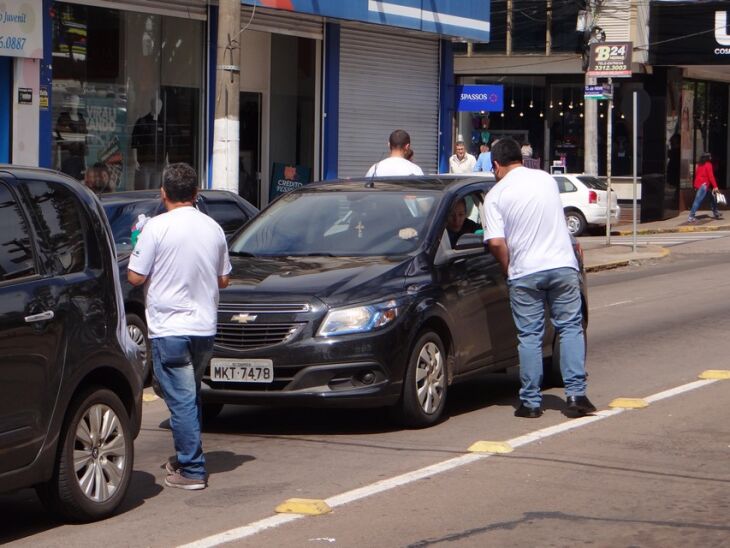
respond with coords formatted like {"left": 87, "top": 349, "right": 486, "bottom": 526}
{"left": 37, "top": 387, "right": 133, "bottom": 522}
{"left": 127, "top": 313, "right": 151, "bottom": 383}
{"left": 396, "top": 331, "right": 447, "bottom": 428}
{"left": 565, "top": 210, "right": 587, "bottom": 237}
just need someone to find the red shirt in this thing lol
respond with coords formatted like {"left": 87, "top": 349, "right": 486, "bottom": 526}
{"left": 693, "top": 162, "right": 718, "bottom": 190}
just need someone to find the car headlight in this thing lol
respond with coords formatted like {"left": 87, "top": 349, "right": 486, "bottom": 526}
{"left": 318, "top": 299, "right": 400, "bottom": 337}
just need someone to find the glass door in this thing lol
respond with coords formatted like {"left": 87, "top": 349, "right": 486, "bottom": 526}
{"left": 239, "top": 92, "right": 262, "bottom": 208}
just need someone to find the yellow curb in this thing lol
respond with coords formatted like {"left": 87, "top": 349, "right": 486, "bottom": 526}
{"left": 467, "top": 441, "right": 514, "bottom": 454}
{"left": 142, "top": 393, "right": 159, "bottom": 402}
{"left": 608, "top": 397, "right": 649, "bottom": 409}
{"left": 275, "top": 498, "right": 332, "bottom": 516}
{"left": 699, "top": 369, "right": 730, "bottom": 380}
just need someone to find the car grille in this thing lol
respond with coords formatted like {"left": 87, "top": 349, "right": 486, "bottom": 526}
{"left": 218, "top": 302, "right": 310, "bottom": 314}
{"left": 215, "top": 321, "right": 305, "bottom": 351}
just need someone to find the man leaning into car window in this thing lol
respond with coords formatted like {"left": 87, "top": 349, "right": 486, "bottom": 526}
{"left": 483, "top": 139, "right": 596, "bottom": 420}
{"left": 128, "top": 163, "right": 231, "bottom": 491}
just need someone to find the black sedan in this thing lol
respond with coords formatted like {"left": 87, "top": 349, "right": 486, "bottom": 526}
{"left": 203, "top": 176, "right": 587, "bottom": 427}
{"left": 100, "top": 190, "right": 258, "bottom": 379}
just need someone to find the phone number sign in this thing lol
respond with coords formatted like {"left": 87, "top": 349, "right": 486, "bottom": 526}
{"left": 587, "top": 42, "right": 633, "bottom": 78}
{"left": 0, "top": 0, "right": 43, "bottom": 59}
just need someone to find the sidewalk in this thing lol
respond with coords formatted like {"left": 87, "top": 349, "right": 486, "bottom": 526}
{"left": 582, "top": 209, "right": 729, "bottom": 272}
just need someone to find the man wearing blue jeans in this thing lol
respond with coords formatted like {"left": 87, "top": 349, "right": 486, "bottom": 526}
{"left": 483, "top": 139, "right": 595, "bottom": 418}
{"left": 128, "top": 163, "right": 231, "bottom": 489}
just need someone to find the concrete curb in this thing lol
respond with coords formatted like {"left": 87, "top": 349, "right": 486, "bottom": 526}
{"left": 615, "top": 224, "right": 730, "bottom": 236}
{"left": 585, "top": 246, "right": 670, "bottom": 273}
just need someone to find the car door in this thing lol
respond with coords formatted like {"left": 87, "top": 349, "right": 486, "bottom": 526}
{"left": 434, "top": 189, "right": 514, "bottom": 372}
{"left": 0, "top": 178, "right": 66, "bottom": 473}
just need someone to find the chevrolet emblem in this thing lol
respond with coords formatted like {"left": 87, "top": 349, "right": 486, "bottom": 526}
{"left": 231, "top": 313, "right": 257, "bottom": 324}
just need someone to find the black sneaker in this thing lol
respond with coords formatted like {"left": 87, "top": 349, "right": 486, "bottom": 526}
{"left": 514, "top": 404, "right": 543, "bottom": 418}
{"left": 164, "top": 470, "right": 207, "bottom": 490}
{"left": 713, "top": 214, "right": 724, "bottom": 220}
{"left": 566, "top": 395, "right": 597, "bottom": 415}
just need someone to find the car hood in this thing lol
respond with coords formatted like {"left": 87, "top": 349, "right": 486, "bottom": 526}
{"left": 226, "top": 255, "right": 412, "bottom": 307}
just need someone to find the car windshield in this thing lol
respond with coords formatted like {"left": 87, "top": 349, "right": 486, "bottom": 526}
{"left": 577, "top": 176, "right": 608, "bottom": 191}
{"left": 103, "top": 201, "right": 160, "bottom": 254}
{"left": 229, "top": 189, "right": 441, "bottom": 257}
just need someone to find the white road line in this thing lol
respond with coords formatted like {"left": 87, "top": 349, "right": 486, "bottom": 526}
{"left": 591, "top": 300, "right": 633, "bottom": 310}
{"left": 180, "top": 377, "right": 722, "bottom": 548}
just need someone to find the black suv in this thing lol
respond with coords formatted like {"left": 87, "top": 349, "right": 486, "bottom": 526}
{"left": 202, "top": 176, "right": 587, "bottom": 427}
{"left": 0, "top": 166, "right": 143, "bottom": 521}
{"left": 99, "top": 190, "right": 258, "bottom": 380}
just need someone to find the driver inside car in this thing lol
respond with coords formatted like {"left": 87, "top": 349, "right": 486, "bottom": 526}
{"left": 446, "top": 198, "right": 481, "bottom": 247}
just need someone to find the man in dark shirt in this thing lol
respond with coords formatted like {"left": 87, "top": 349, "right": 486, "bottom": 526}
{"left": 447, "top": 198, "right": 480, "bottom": 247}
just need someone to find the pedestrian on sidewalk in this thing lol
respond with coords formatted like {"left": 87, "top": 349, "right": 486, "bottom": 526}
{"left": 366, "top": 129, "right": 423, "bottom": 177}
{"left": 449, "top": 141, "right": 476, "bottom": 173}
{"left": 483, "top": 138, "right": 596, "bottom": 419}
{"left": 688, "top": 152, "right": 723, "bottom": 222}
{"left": 474, "top": 142, "right": 492, "bottom": 172}
{"left": 128, "top": 163, "right": 231, "bottom": 490}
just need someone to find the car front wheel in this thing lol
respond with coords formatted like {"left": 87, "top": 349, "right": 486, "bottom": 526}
{"left": 396, "top": 331, "right": 448, "bottom": 428}
{"left": 127, "top": 313, "right": 151, "bottom": 382}
{"left": 37, "top": 387, "right": 134, "bottom": 522}
{"left": 565, "top": 210, "right": 587, "bottom": 237}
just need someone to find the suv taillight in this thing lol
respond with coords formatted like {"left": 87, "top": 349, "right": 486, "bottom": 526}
{"left": 588, "top": 190, "right": 598, "bottom": 204}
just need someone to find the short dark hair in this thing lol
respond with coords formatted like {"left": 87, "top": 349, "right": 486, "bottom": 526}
{"left": 162, "top": 163, "right": 198, "bottom": 202}
{"left": 699, "top": 152, "right": 712, "bottom": 165}
{"left": 491, "top": 138, "right": 523, "bottom": 166}
{"left": 389, "top": 129, "right": 411, "bottom": 150}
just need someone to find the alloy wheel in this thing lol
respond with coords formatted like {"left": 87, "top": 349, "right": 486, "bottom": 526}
{"left": 414, "top": 341, "right": 445, "bottom": 414}
{"left": 127, "top": 323, "right": 147, "bottom": 363}
{"left": 73, "top": 404, "right": 128, "bottom": 503}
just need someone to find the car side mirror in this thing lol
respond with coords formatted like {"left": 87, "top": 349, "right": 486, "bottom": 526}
{"left": 454, "top": 233, "right": 485, "bottom": 251}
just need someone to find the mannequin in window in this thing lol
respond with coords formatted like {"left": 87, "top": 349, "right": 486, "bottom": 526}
{"left": 132, "top": 95, "right": 168, "bottom": 189}
{"left": 56, "top": 94, "right": 88, "bottom": 181}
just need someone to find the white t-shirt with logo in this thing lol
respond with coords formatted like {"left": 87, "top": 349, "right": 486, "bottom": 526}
{"left": 365, "top": 156, "right": 424, "bottom": 177}
{"left": 483, "top": 166, "right": 578, "bottom": 280}
{"left": 128, "top": 206, "right": 232, "bottom": 338}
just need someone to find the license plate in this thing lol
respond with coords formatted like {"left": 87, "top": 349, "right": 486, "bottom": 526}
{"left": 210, "top": 358, "right": 274, "bottom": 383}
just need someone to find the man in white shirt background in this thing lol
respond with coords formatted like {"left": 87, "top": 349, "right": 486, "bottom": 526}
{"left": 366, "top": 129, "right": 423, "bottom": 177}
{"left": 448, "top": 141, "right": 476, "bottom": 174}
{"left": 483, "top": 139, "right": 595, "bottom": 419}
{"left": 128, "top": 163, "right": 231, "bottom": 490}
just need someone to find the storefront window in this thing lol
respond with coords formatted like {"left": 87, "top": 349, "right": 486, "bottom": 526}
{"left": 51, "top": 2, "right": 203, "bottom": 193}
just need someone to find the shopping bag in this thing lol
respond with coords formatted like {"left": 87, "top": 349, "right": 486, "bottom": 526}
{"left": 716, "top": 192, "right": 727, "bottom": 206}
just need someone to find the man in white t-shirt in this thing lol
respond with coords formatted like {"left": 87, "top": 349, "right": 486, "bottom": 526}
{"left": 128, "top": 163, "right": 231, "bottom": 490}
{"left": 448, "top": 141, "right": 476, "bottom": 173}
{"left": 365, "top": 129, "right": 424, "bottom": 177}
{"left": 483, "top": 139, "right": 595, "bottom": 419}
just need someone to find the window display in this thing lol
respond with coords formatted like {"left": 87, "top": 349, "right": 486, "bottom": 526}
{"left": 50, "top": 2, "right": 203, "bottom": 192}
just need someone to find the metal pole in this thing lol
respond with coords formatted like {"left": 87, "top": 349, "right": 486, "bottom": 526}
{"left": 632, "top": 91, "right": 638, "bottom": 253}
{"left": 605, "top": 77, "right": 612, "bottom": 245}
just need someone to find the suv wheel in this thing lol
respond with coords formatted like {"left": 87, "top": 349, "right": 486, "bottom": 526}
{"left": 37, "top": 387, "right": 133, "bottom": 522}
{"left": 127, "top": 313, "right": 151, "bottom": 382}
{"left": 565, "top": 210, "right": 587, "bottom": 237}
{"left": 396, "top": 331, "right": 447, "bottom": 428}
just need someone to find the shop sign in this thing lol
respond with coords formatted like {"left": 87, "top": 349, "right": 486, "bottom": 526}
{"left": 650, "top": 1, "right": 730, "bottom": 65}
{"left": 586, "top": 42, "right": 633, "bottom": 78}
{"left": 455, "top": 85, "right": 504, "bottom": 112}
{"left": 0, "top": 0, "right": 43, "bottom": 59}
{"left": 39, "top": 85, "right": 48, "bottom": 110}
{"left": 269, "top": 162, "right": 312, "bottom": 201}
{"left": 584, "top": 84, "right": 613, "bottom": 100}
{"left": 243, "top": 0, "right": 491, "bottom": 42}
{"left": 17, "top": 87, "right": 32, "bottom": 104}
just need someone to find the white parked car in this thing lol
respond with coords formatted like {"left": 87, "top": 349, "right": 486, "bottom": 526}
{"left": 553, "top": 174, "right": 620, "bottom": 236}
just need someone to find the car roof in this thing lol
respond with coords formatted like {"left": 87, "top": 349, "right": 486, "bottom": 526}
{"left": 98, "top": 188, "right": 237, "bottom": 204}
{"left": 302, "top": 174, "right": 496, "bottom": 194}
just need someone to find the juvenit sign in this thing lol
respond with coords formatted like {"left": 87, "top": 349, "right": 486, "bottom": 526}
{"left": 242, "top": 0, "right": 491, "bottom": 42}
{"left": 0, "top": 0, "right": 43, "bottom": 59}
{"left": 455, "top": 85, "right": 504, "bottom": 112}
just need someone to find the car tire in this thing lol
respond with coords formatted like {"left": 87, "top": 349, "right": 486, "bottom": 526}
{"left": 565, "top": 210, "right": 587, "bottom": 237}
{"left": 126, "top": 313, "right": 151, "bottom": 383}
{"left": 396, "top": 331, "right": 448, "bottom": 428}
{"left": 36, "top": 387, "right": 133, "bottom": 522}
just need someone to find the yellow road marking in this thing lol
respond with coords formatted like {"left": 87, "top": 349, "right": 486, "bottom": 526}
{"left": 467, "top": 441, "right": 514, "bottom": 454}
{"left": 142, "top": 393, "right": 159, "bottom": 402}
{"left": 699, "top": 369, "right": 730, "bottom": 380}
{"left": 609, "top": 397, "right": 649, "bottom": 409}
{"left": 275, "top": 498, "right": 332, "bottom": 516}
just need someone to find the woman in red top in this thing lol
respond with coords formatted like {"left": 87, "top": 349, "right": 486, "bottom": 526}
{"left": 688, "top": 152, "right": 723, "bottom": 222}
